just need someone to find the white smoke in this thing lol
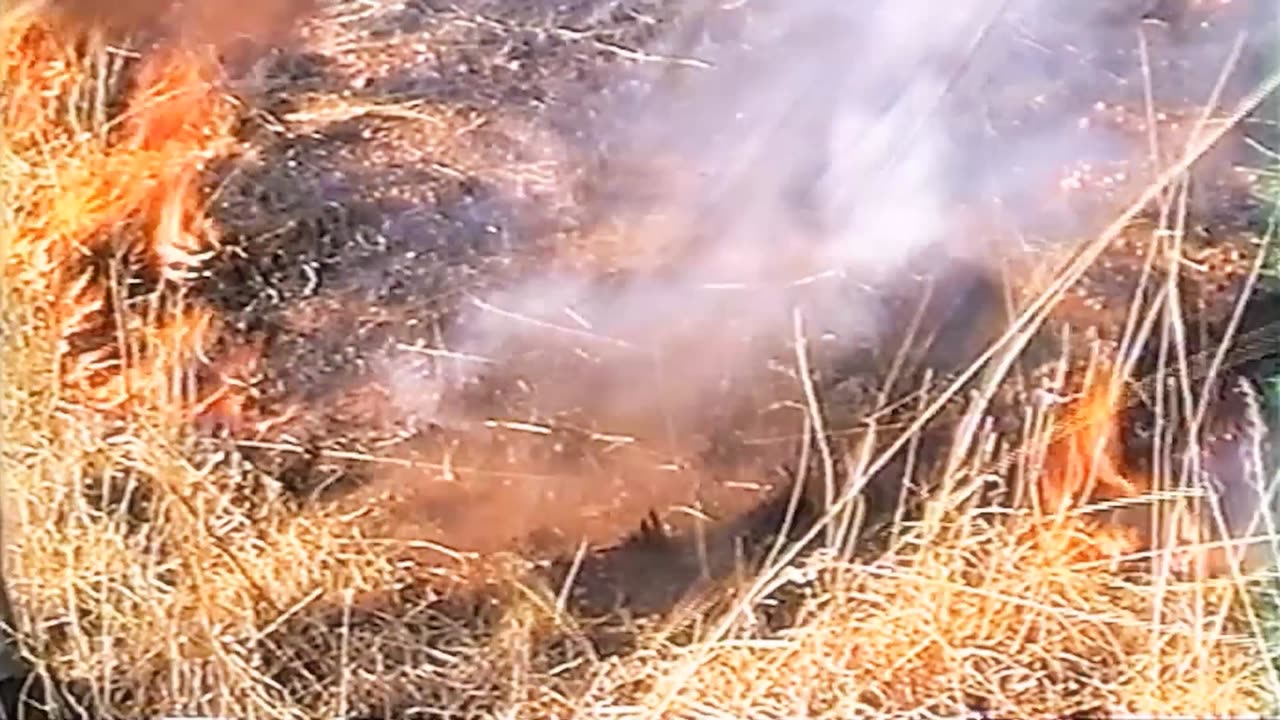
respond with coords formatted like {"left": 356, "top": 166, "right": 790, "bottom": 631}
{"left": 432, "top": 1, "right": 1021, "bottom": 396}
{"left": 379, "top": 0, "right": 1278, "bottom": 511}
{"left": 431, "top": 0, "right": 1265, "bottom": 374}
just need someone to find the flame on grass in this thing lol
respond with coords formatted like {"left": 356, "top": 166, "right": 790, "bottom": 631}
{"left": 1039, "top": 363, "right": 1142, "bottom": 515}
{"left": 0, "top": 19, "right": 80, "bottom": 146}
{"left": 1029, "top": 362, "right": 1153, "bottom": 563}
{"left": 18, "top": 43, "right": 235, "bottom": 281}
{"left": 2, "top": 15, "right": 258, "bottom": 426}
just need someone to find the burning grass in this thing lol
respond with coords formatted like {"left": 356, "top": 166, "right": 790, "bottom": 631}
{"left": 0, "top": 11, "right": 257, "bottom": 433}
{"left": 1, "top": 1, "right": 1278, "bottom": 718}
{"left": 1037, "top": 362, "right": 1143, "bottom": 516}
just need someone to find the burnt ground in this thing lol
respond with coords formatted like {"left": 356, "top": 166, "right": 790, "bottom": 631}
{"left": 160, "top": 0, "right": 1280, "bottom": 624}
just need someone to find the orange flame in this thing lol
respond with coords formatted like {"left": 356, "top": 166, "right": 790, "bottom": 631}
{"left": 17, "top": 44, "right": 235, "bottom": 281}
{"left": 3, "top": 16, "right": 257, "bottom": 429}
{"left": 0, "top": 21, "right": 78, "bottom": 148}
{"left": 1040, "top": 364, "right": 1142, "bottom": 513}
{"left": 1026, "top": 364, "right": 1148, "bottom": 560}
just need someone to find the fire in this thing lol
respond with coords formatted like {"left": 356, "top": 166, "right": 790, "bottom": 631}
{"left": 1020, "top": 363, "right": 1149, "bottom": 560}
{"left": 1039, "top": 363, "right": 1142, "bottom": 514}
{"left": 24, "top": 43, "right": 235, "bottom": 283}
{"left": 2, "top": 15, "right": 257, "bottom": 428}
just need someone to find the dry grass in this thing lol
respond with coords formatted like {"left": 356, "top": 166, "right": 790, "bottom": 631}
{"left": 576, "top": 517, "right": 1269, "bottom": 719}
{"left": 1, "top": 2, "right": 1277, "bottom": 719}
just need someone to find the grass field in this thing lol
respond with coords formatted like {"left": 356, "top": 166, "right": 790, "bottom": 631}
{"left": 2, "top": 1, "right": 1280, "bottom": 718}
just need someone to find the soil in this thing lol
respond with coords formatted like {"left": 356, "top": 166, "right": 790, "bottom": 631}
{"left": 165, "top": 0, "right": 1280, "bottom": 622}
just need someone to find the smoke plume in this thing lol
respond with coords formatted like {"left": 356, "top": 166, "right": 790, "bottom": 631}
{"left": 424, "top": 0, "right": 1273, "bottom": 406}
{"left": 363, "top": 0, "right": 1278, "bottom": 554}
